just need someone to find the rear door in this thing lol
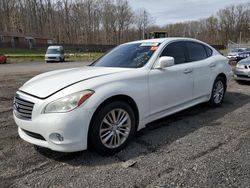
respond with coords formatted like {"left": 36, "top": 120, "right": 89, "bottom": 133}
{"left": 185, "top": 41, "right": 215, "bottom": 99}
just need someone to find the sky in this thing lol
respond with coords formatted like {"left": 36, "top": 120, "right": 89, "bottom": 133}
{"left": 128, "top": 0, "right": 250, "bottom": 26}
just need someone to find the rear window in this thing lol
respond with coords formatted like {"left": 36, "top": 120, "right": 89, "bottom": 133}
{"left": 186, "top": 42, "right": 208, "bottom": 62}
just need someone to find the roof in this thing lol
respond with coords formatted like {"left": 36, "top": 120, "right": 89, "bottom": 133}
{"left": 149, "top": 31, "right": 168, "bottom": 33}
{"left": 48, "top": 45, "right": 63, "bottom": 49}
{"left": 0, "top": 31, "right": 54, "bottom": 40}
{"left": 126, "top": 37, "right": 205, "bottom": 44}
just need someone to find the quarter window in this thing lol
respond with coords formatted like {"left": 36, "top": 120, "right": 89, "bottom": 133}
{"left": 205, "top": 46, "right": 213, "bottom": 57}
{"left": 160, "top": 42, "right": 187, "bottom": 64}
{"left": 186, "top": 42, "right": 207, "bottom": 61}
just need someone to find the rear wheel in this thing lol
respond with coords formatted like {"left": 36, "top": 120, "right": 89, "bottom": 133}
{"left": 209, "top": 76, "right": 226, "bottom": 107}
{"left": 89, "top": 101, "right": 136, "bottom": 155}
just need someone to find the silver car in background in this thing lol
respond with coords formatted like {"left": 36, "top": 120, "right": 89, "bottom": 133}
{"left": 45, "top": 46, "right": 65, "bottom": 63}
{"left": 234, "top": 57, "right": 250, "bottom": 81}
{"left": 227, "top": 48, "right": 246, "bottom": 61}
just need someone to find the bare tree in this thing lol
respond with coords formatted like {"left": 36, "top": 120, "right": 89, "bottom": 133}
{"left": 0, "top": 0, "right": 249, "bottom": 46}
{"left": 134, "top": 9, "right": 154, "bottom": 39}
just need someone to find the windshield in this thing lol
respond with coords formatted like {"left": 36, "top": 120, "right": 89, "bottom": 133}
{"left": 46, "top": 49, "right": 62, "bottom": 54}
{"left": 92, "top": 43, "right": 160, "bottom": 68}
{"left": 231, "top": 48, "right": 245, "bottom": 53}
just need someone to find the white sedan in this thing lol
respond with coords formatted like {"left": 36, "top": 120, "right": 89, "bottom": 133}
{"left": 13, "top": 38, "right": 232, "bottom": 155}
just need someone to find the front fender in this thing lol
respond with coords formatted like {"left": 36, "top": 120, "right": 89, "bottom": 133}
{"left": 82, "top": 81, "right": 150, "bottom": 122}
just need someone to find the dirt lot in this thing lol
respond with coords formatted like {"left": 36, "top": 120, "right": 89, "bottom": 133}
{"left": 0, "top": 62, "right": 250, "bottom": 188}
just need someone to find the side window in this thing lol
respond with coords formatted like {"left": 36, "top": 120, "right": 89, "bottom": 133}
{"left": 160, "top": 42, "right": 187, "bottom": 64}
{"left": 186, "top": 42, "right": 207, "bottom": 61}
{"left": 205, "top": 46, "right": 213, "bottom": 57}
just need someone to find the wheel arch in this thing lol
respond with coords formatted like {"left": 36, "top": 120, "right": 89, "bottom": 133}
{"left": 87, "top": 94, "right": 140, "bottom": 147}
{"left": 217, "top": 73, "right": 227, "bottom": 86}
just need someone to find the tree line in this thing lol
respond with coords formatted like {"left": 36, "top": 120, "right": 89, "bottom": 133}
{"left": 0, "top": 0, "right": 152, "bottom": 45}
{"left": 0, "top": 0, "right": 249, "bottom": 45}
{"left": 157, "top": 3, "right": 250, "bottom": 45}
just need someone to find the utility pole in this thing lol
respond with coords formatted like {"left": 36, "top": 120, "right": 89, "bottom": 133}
{"left": 142, "top": 10, "right": 146, "bottom": 39}
{"left": 239, "top": 31, "right": 242, "bottom": 46}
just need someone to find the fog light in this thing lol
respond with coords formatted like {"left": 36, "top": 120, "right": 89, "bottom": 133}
{"left": 49, "top": 133, "right": 64, "bottom": 143}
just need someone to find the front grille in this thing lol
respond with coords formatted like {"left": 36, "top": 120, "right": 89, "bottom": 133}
{"left": 22, "top": 129, "right": 46, "bottom": 141}
{"left": 48, "top": 57, "right": 57, "bottom": 59}
{"left": 13, "top": 95, "right": 34, "bottom": 120}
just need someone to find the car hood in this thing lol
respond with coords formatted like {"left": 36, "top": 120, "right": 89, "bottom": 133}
{"left": 238, "top": 57, "right": 250, "bottom": 65}
{"left": 227, "top": 52, "right": 239, "bottom": 56}
{"left": 45, "top": 54, "right": 61, "bottom": 57}
{"left": 20, "top": 66, "right": 131, "bottom": 99}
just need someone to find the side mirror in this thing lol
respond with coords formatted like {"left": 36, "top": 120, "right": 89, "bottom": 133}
{"left": 154, "top": 56, "right": 175, "bottom": 69}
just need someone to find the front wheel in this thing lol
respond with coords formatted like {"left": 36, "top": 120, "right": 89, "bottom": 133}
{"left": 89, "top": 101, "right": 136, "bottom": 155}
{"left": 209, "top": 76, "right": 226, "bottom": 107}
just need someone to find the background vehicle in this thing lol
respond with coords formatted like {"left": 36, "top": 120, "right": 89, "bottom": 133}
{"left": 0, "top": 54, "right": 7, "bottom": 64}
{"left": 227, "top": 48, "right": 247, "bottom": 61}
{"left": 146, "top": 31, "right": 168, "bottom": 39}
{"left": 13, "top": 38, "right": 232, "bottom": 155}
{"left": 237, "top": 48, "right": 250, "bottom": 61}
{"left": 45, "top": 46, "right": 65, "bottom": 63}
{"left": 234, "top": 57, "right": 250, "bottom": 81}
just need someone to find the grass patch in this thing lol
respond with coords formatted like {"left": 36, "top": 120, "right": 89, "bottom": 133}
{"left": 1, "top": 48, "right": 46, "bottom": 55}
{"left": 219, "top": 49, "right": 229, "bottom": 55}
{"left": 0, "top": 48, "right": 103, "bottom": 62}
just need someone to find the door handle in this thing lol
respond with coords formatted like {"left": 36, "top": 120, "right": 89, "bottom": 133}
{"left": 209, "top": 63, "right": 216, "bottom": 68}
{"left": 184, "top": 68, "right": 193, "bottom": 74}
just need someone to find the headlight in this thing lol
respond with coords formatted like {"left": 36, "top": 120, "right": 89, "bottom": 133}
{"left": 236, "top": 64, "right": 245, "bottom": 69}
{"left": 44, "top": 90, "right": 94, "bottom": 113}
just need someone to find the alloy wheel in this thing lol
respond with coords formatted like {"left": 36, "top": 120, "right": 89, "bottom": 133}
{"left": 213, "top": 80, "right": 224, "bottom": 104}
{"left": 99, "top": 108, "right": 131, "bottom": 149}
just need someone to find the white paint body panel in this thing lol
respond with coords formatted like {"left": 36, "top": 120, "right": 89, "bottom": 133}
{"left": 14, "top": 38, "right": 232, "bottom": 152}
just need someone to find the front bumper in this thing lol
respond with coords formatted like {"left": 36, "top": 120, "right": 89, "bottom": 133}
{"left": 14, "top": 107, "right": 94, "bottom": 152}
{"left": 45, "top": 57, "right": 60, "bottom": 62}
{"left": 234, "top": 68, "right": 250, "bottom": 81}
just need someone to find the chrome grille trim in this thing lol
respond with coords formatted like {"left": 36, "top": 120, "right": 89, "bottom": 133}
{"left": 13, "top": 94, "right": 34, "bottom": 120}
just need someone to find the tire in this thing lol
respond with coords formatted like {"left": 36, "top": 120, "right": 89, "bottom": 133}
{"left": 89, "top": 101, "right": 136, "bottom": 155}
{"left": 209, "top": 76, "right": 226, "bottom": 107}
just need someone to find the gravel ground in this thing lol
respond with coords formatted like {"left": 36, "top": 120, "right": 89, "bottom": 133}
{"left": 0, "top": 62, "right": 249, "bottom": 188}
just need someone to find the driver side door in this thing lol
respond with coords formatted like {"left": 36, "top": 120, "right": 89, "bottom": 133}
{"left": 148, "top": 41, "right": 194, "bottom": 120}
